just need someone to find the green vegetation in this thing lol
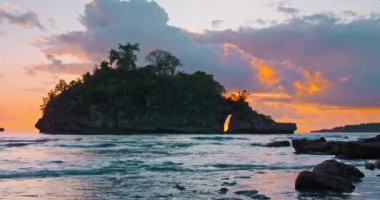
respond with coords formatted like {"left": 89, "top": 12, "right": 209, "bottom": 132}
{"left": 36, "top": 43, "right": 296, "bottom": 134}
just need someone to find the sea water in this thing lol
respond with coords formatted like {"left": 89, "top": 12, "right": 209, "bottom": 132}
{"left": 0, "top": 132, "right": 379, "bottom": 200}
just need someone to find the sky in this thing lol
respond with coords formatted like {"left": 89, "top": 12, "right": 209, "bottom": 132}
{"left": 1, "top": 0, "right": 380, "bottom": 133}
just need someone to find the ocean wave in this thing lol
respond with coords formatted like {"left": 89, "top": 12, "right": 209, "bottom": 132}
{"left": 58, "top": 143, "right": 117, "bottom": 148}
{"left": 210, "top": 163, "right": 314, "bottom": 171}
{"left": 191, "top": 136, "right": 249, "bottom": 141}
{"left": 250, "top": 143, "right": 265, "bottom": 147}
{"left": 0, "top": 167, "right": 126, "bottom": 179}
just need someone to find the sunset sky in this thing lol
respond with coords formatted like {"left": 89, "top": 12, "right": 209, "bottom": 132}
{"left": 1, "top": 0, "right": 380, "bottom": 132}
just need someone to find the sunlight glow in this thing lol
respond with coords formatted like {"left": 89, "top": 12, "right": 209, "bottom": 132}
{"left": 223, "top": 114, "right": 232, "bottom": 133}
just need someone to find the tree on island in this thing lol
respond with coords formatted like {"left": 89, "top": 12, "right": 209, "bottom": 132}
{"left": 36, "top": 43, "right": 296, "bottom": 134}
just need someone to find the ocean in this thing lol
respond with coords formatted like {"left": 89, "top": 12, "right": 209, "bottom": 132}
{"left": 0, "top": 132, "right": 379, "bottom": 200}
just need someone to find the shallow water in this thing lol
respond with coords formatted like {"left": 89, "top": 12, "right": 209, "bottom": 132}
{"left": 0, "top": 132, "right": 379, "bottom": 200}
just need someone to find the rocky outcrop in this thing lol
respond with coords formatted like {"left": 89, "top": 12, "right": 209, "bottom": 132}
{"left": 292, "top": 135, "right": 380, "bottom": 159}
{"left": 295, "top": 160, "right": 363, "bottom": 192}
{"left": 264, "top": 141, "right": 290, "bottom": 147}
{"left": 365, "top": 160, "right": 380, "bottom": 170}
{"left": 228, "top": 110, "right": 296, "bottom": 134}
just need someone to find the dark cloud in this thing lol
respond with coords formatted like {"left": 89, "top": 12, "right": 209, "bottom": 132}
{"left": 277, "top": 2, "right": 299, "bottom": 16}
{"left": 211, "top": 20, "right": 224, "bottom": 29}
{"left": 0, "top": 3, "right": 44, "bottom": 30}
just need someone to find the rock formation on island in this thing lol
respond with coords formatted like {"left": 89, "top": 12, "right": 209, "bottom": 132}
{"left": 35, "top": 43, "right": 296, "bottom": 134}
{"left": 312, "top": 123, "right": 380, "bottom": 133}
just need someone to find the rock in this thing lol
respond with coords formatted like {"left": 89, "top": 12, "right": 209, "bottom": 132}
{"left": 265, "top": 141, "right": 290, "bottom": 147}
{"left": 0, "top": 127, "right": 4, "bottom": 132}
{"left": 295, "top": 171, "right": 355, "bottom": 192}
{"left": 313, "top": 160, "right": 364, "bottom": 181}
{"left": 292, "top": 136, "right": 380, "bottom": 159}
{"left": 221, "top": 181, "right": 237, "bottom": 186}
{"left": 219, "top": 187, "right": 228, "bottom": 194}
{"left": 375, "top": 160, "right": 380, "bottom": 169}
{"left": 359, "top": 135, "right": 380, "bottom": 142}
{"left": 292, "top": 137, "right": 329, "bottom": 154}
{"left": 173, "top": 184, "right": 185, "bottom": 191}
{"left": 295, "top": 160, "right": 364, "bottom": 193}
{"left": 234, "top": 190, "right": 270, "bottom": 199}
{"left": 365, "top": 162, "right": 375, "bottom": 170}
{"left": 334, "top": 141, "right": 380, "bottom": 159}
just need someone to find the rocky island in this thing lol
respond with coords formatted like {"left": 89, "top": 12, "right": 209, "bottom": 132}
{"left": 312, "top": 123, "right": 380, "bottom": 133}
{"left": 35, "top": 43, "right": 296, "bottom": 134}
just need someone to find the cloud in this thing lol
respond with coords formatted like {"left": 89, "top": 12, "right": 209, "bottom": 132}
{"left": 277, "top": 2, "right": 299, "bottom": 16}
{"left": 35, "top": 0, "right": 380, "bottom": 109}
{"left": 0, "top": 3, "right": 44, "bottom": 30}
{"left": 26, "top": 54, "right": 92, "bottom": 75}
{"left": 35, "top": 0, "right": 255, "bottom": 90}
{"left": 211, "top": 20, "right": 224, "bottom": 29}
{"left": 194, "top": 14, "right": 380, "bottom": 107}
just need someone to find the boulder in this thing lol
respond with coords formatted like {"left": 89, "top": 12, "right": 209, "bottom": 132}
{"left": 375, "top": 160, "right": 380, "bottom": 169}
{"left": 292, "top": 136, "right": 380, "bottom": 159}
{"left": 334, "top": 142, "right": 380, "bottom": 159}
{"left": 313, "top": 160, "right": 364, "bottom": 181}
{"left": 295, "top": 171, "right": 355, "bottom": 192}
{"left": 219, "top": 187, "right": 228, "bottom": 194}
{"left": 234, "top": 190, "right": 270, "bottom": 200}
{"left": 295, "top": 160, "right": 363, "bottom": 193}
{"left": 265, "top": 141, "right": 290, "bottom": 147}
{"left": 292, "top": 137, "right": 330, "bottom": 154}
{"left": 365, "top": 162, "right": 375, "bottom": 170}
{"left": 173, "top": 184, "right": 185, "bottom": 191}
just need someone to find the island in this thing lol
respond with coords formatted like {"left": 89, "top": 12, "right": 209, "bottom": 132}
{"left": 312, "top": 123, "right": 380, "bottom": 133}
{"left": 35, "top": 43, "right": 296, "bottom": 134}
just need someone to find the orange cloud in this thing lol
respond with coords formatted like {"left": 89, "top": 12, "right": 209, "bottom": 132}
{"left": 250, "top": 59, "right": 279, "bottom": 87}
{"left": 294, "top": 68, "right": 330, "bottom": 96}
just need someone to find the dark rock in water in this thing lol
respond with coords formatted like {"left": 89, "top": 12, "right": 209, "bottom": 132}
{"left": 234, "top": 190, "right": 270, "bottom": 200}
{"left": 295, "top": 171, "right": 355, "bottom": 192}
{"left": 265, "top": 140, "right": 290, "bottom": 147}
{"left": 235, "top": 176, "right": 251, "bottom": 179}
{"left": 292, "top": 135, "right": 380, "bottom": 159}
{"left": 292, "top": 137, "right": 329, "bottom": 154}
{"left": 375, "top": 160, "right": 380, "bottom": 169}
{"left": 221, "top": 181, "right": 237, "bottom": 186}
{"left": 313, "top": 160, "right": 364, "bottom": 181}
{"left": 173, "top": 184, "right": 185, "bottom": 191}
{"left": 359, "top": 135, "right": 380, "bottom": 142}
{"left": 295, "top": 160, "right": 363, "bottom": 193}
{"left": 219, "top": 187, "right": 228, "bottom": 194}
{"left": 0, "top": 127, "right": 4, "bottom": 132}
{"left": 365, "top": 162, "right": 375, "bottom": 170}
